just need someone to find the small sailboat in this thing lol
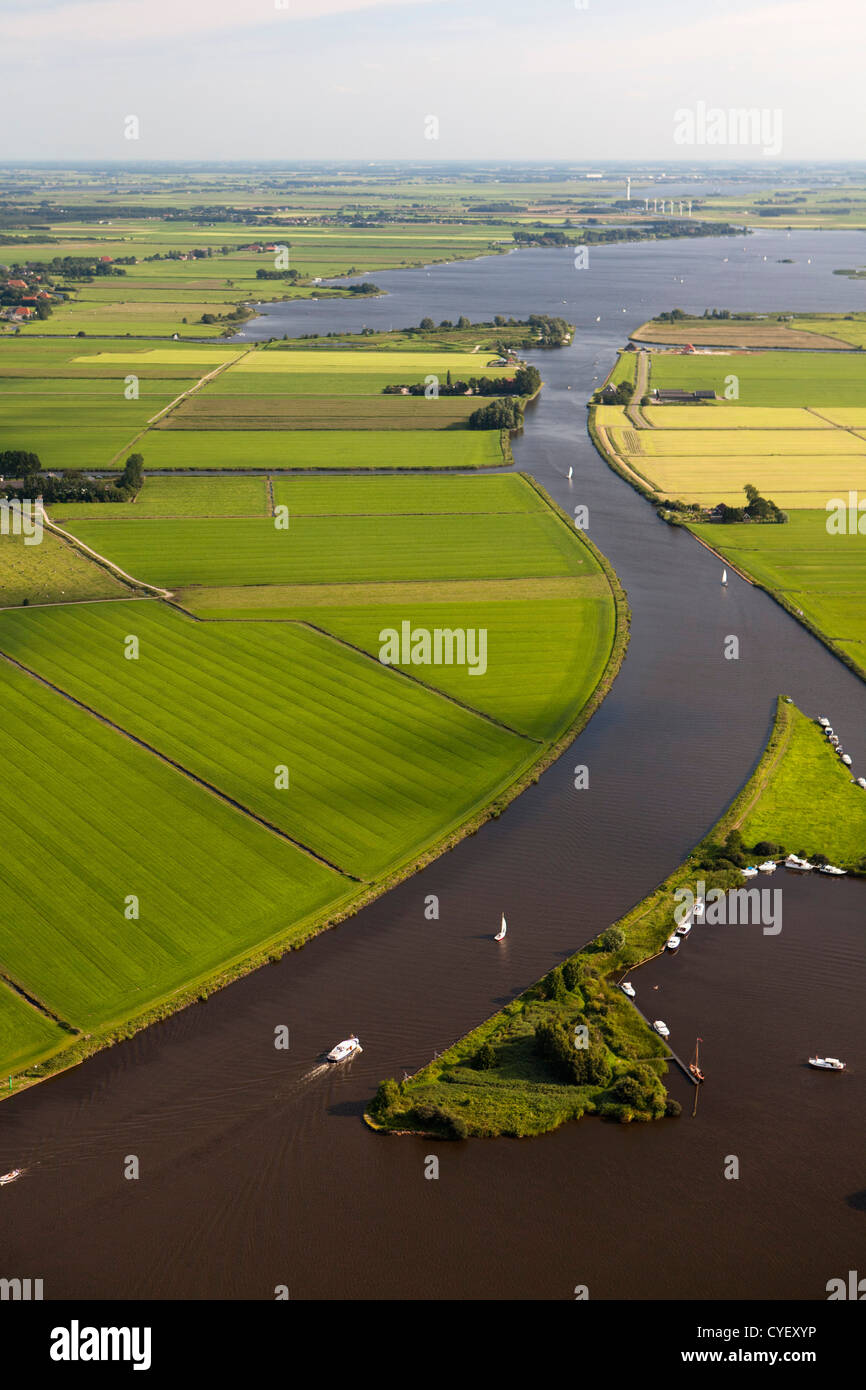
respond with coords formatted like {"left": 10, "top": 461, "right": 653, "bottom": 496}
{"left": 721, "top": 568, "right": 728, "bottom": 586}
{"left": 689, "top": 1037, "right": 705, "bottom": 1083}
{"left": 494, "top": 914, "right": 507, "bottom": 942}
{"left": 567, "top": 466, "right": 573, "bottom": 480}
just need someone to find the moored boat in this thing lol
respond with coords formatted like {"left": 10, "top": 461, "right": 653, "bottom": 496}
{"left": 758, "top": 860, "right": 777, "bottom": 873}
{"left": 785, "top": 854, "right": 813, "bottom": 873}
{"left": 327, "top": 1036, "right": 362, "bottom": 1063}
{"left": 666, "top": 934, "right": 681, "bottom": 951}
{"left": 689, "top": 1037, "right": 705, "bottom": 1083}
{"left": 818, "top": 717, "right": 830, "bottom": 728}
{"left": 819, "top": 864, "right": 847, "bottom": 876}
{"left": 676, "top": 920, "right": 692, "bottom": 937}
{"left": 621, "top": 981, "right": 636, "bottom": 998}
{"left": 653, "top": 1020, "right": 670, "bottom": 1038}
{"left": 741, "top": 865, "right": 759, "bottom": 878}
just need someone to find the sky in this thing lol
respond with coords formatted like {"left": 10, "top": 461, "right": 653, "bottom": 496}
{"left": 1, "top": 0, "right": 864, "bottom": 163}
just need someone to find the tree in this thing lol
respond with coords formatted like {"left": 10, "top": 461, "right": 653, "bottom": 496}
{"left": 419, "top": 316, "right": 434, "bottom": 330}
{"left": 371, "top": 1077, "right": 401, "bottom": 1117}
{"left": 598, "top": 927, "right": 625, "bottom": 953}
{"left": 474, "top": 1042, "right": 497, "bottom": 1070}
{"left": 118, "top": 452, "right": 144, "bottom": 494}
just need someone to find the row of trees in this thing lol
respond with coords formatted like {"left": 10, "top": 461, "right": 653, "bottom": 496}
{"left": 384, "top": 363, "right": 541, "bottom": 400}
{"left": 0, "top": 452, "right": 144, "bottom": 504}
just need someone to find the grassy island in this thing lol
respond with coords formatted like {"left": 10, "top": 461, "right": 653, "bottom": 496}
{"left": 366, "top": 698, "right": 866, "bottom": 1139}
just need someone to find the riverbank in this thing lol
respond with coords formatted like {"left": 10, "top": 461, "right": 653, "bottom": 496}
{"left": 365, "top": 696, "right": 866, "bottom": 1139}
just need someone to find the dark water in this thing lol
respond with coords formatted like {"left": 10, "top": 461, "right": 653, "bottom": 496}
{"left": 1, "top": 233, "right": 864, "bottom": 1300}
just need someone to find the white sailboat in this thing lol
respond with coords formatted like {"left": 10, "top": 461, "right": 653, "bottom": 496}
{"left": 721, "top": 568, "right": 728, "bottom": 586}
{"left": 494, "top": 914, "right": 507, "bottom": 941}
{"left": 567, "top": 466, "right": 573, "bottom": 480}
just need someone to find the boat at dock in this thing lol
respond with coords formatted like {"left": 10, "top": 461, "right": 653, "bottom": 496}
{"left": 621, "top": 981, "right": 636, "bottom": 998}
{"left": 666, "top": 934, "right": 681, "bottom": 951}
{"left": 741, "top": 865, "right": 759, "bottom": 878}
{"left": 808, "top": 1056, "right": 845, "bottom": 1071}
{"left": 784, "top": 854, "right": 813, "bottom": 873}
{"left": 676, "top": 920, "right": 692, "bottom": 937}
{"left": 758, "top": 860, "right": 777, "bottom": 873}
{"left": 689, "top": 1037, "right": 705, "bottom": 1083}
{"left": 818, "top": 717, "right": 830, "bottom": 728}
{"left": 653, "top": 1020, "right": 670, "bottom": 1038}
{"left": 819, "top": 864, "right": 847, "bottom": 876}
{"left": 327, "top": 1036, "right": 362, "bottom": 1063}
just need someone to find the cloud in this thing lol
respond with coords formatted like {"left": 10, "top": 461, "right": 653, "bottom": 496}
{"left": 0, "top": 0, "right": 435, "bottom": 45}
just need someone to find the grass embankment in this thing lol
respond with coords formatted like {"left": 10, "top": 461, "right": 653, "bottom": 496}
{"left": 367, "top": 698, "right": 866, "bottom": 1139}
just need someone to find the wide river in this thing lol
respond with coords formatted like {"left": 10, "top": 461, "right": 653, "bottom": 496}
{"left": 3, "top": 230, "right": 865, "bottom": 1300}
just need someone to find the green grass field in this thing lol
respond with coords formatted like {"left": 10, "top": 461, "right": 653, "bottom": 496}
{"left": 125, "top": 429, "right": 505, "bottom": 470}
{"left": 60, "top": 510, "right": 589, "bottom": 587}
{"left": 270, "top": 472, "right": 538, "bottom": 515}
{"left": 0, "top": 602, "right": 535, "bottom": 880}
{"left": 0, "top": 529, "right": 129, "bottom": 606}
{"left": 0, "top": 655, "right": 347, "bottom": 1036}
{"left": 737, "top": 706, "right": 866, "bottom": 864}
{"left": 648, "top": 350, "right": 866, "bottom": 407}
{"left": 50, "top": 475, "right": 271, "bottom": 521}
{"left": 221, "top": 588, "right": 613, "bottom": 740}
{"left": 0, "top": 984, "right": 69, "bottom": 1075}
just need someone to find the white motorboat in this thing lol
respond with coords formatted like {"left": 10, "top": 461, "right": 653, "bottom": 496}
{"left": 0, "top": 1169, "right": 23, "bottom": 1186}
{"left": 758, "top": 860, "right": 777, "bottom": 873}
{"left": 621, "top": 981, "right": 636, "bottom": 998}
{"left": 841, "top": 754, "right": 853, "bottom": 766}
{"left": 693, "top": 896, "right": 705, "bottom": 918}
{"left": 653, "top": 1020, "right": 670, "bottom": 1038}
{"left": 828, "top": 734, "right": 839, "bottom": 746}
{"left": 856, "top": 777, "right": 866, "bottom": 789}
{"left": 741, "top": 866, "right": 759, "bottom": 878}
{"left": 666, "top": 934, "right": 681, "bottom": 951}
{"left": 819, "top": 864, "right": 847, "bottom": 876}
{"left": 785, "top": 854, "right": 813, "bottom": 873}
{"left": 327, "top": 1035, "right": 362, "bottom": 1063}
{"left": 808, "top": 1056, "right": 845, "bottom": 1071}
{"left": 676, "top": 921, "right": 692, "bottom": 937}
{"left": 494, "top": 913, "right": 507, "bottom": 941}
{"left": 818, "top": 717, "right": 830, "bottom": 728}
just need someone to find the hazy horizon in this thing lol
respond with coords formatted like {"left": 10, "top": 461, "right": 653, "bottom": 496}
{"left": 2, "top": 0, "right": 864, "bottom": 164}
